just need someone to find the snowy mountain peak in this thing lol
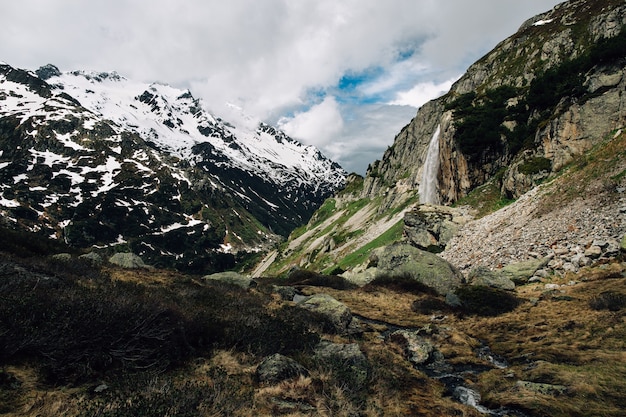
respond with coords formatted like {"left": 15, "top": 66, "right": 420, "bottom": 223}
{"left": 0, "top": 62, "right": 346, "bottom": 272}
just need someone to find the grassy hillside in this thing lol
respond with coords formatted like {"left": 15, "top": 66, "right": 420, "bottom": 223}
{"left": 0, "top": 228, "right": 623, "bottom": 416}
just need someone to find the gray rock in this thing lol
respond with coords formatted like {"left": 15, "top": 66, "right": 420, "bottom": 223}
{"left": 297, "top": 294, "right": 354, "bottom": 334}
{"left": 203, "top": 271, "right": 256, "bottom": 289}
{"left": 584, "top": 245, "right": 603, "bottom": 259}
{"left": 272, "top": 285, "right": 297, "bottom": 301}
{"left": 108, "top": 252, "right": 149, "bottom": 269}
{"left": 571, "top": 254, "right": 591, "bottom": 268}
{"left": 388, "top": 330, "right": 435, "bottom": 365}
{"left": 256, "top": 354, "right": 308, "bottom": 384}
{"left": 340, "top": 267, "right": 378, "bottom": 286}
{"left": 314, "top": 341, "right": 370, "bottom": 391}
{"left": 79, "top": 252, "right": 103, "bottom": 265}
{"left": 603, "top": 239, "right": 621, "bottom": 258}
{"left": 93, "top": 383, "right": 108, "bottom": 393}
{"left": 403, "top": 206, "right": 465, "bottom": 252}
{"left": 51, "top": 253, "right": 73, "bottom": 262}
{"left": 500, "top": 257, "right": 550, "bottom": 285}
{"left": 468, "top": 267, "right": 516, "bottom": 291}
{"left": 372, "top": 243, "right": 463, "bottom": 295}
{"left": 445, "top": 292, "right": 462, "bottom": 308}
{"left": 563, "top": 262, "right": 578, "bottom": 273}
{"left": 516, "top": 380, "right": 568, "bottom": 396}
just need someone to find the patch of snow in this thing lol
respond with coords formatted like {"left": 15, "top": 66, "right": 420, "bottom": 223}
{"left": 0, "top": 195, "right": 20, "bottom": 207}
{"left": 13, "top": 174, "right": 28, "bottom": 184}
{"left": 533, "top": 19, "right": 554, "bottom": 26}
{"left": 0, "top": 162, "right": 10, "bottom": 170}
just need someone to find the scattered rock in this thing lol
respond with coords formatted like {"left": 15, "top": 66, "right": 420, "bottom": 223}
{"left": 467, "top": 266, "right": 515, "bottom": 291}
{"left": 297, "top": 294, "right": 355, "bottom": 334}
{"left": 372, "top": 243, "right": 464, "bottom": 295}
{"left": 108, "top": 252, "right": 150, "bottom": 269}
{"left": 256, "top": 354, "right": 309, "bottom": 384}
{"left": 272, "top": 285, "right": 297, "bottom": 301}
{"left": 403, "top": 205, "right": 470, "bottom": 252}
{"left": 340, "top": 267, "right": 378, "bottom": 286}
{"left": 388, "top": 330, "right": 435, "bottom": 365}
{"left": 93, "top": 383, "right": 108, "bottom": 393}
{"left": 445, "top": 293, "right": 463, "bottom": 308}
{"left": 563, "top": 262, "right": 578, "bottom": 273}
{"left": 203, "top": 271, "right": 256, "bottom": 289}
{"left": 79, "top": 252, "right": 103, "bottom": 265}
{"left": 313, "top": 341, "right": 370, "bottom": 391}
{"left": 584, "top": 245, "right": 603, "bottom": 259}
{"left": 516, "top": 380, "right": 568, "bottom": 396}
{"left": 500, "top": 257, "right": 550, "bottom": 285}
{"left": 51, "top": 253, "right": 73, "bottom": 262}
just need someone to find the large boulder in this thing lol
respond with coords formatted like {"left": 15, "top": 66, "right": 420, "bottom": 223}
{"left": 500, "top": 257, "right": 550, "bottom": 285}
{"left": 296, "top": 294, "right": 354, "bottom": 334}
{"left": 403, "top": 205, "right": 470, "bottom": 252}
{"left": 313, "top": 341, "right": 370, "bottom": 391}
{"left": 108, "top": 252, "right": 150, "bottom": 269}
{"left": 372, "top": 243, "right": 463, "bottom": 295}
{"left": 256, "top": 353, "right": 309, "bottom": 384}
{"left": 202, "top": 271, "right": 256, "bottom": 289}
{"left": 388, "top": 330, "right": 436, "bottom": 366}
{"left": 468, "top": 266, "right": 516, "bottom": 291}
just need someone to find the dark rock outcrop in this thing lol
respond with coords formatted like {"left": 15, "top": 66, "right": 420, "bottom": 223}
{"left": 256, "top": 354, "right": 309, "bottom": 384}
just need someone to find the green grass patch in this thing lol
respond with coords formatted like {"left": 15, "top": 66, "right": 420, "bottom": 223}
{"left": 309, "top": 198, "right": 337, "bottom": 229}
{"left": 336, "top": 220, "right": 404, "bottom": 270}
{"left": 453, "top": 179, "right": 515, "bottom": 218}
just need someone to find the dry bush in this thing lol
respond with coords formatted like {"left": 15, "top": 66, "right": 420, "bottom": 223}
{"left": 365, "top": 272, "right": 439, "bottom": 295}
{"left": 454, "top": 285, "right": 521, "bottom": 316}
{"left": 281, "top": 269, "right": 358, "bottom": 290}
{"left": 589, "top": 291, "right": 625, "bottom": 311}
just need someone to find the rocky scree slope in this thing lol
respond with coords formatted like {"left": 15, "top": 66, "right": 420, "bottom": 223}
{"left": 0, "top": 63, "right": 346, "bottom": 272}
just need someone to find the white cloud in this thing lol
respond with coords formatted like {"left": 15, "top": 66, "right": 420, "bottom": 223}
{"left": 0, "top": 0, "right": 563, "bottom": 174}
{"left": 279, "top": 96, "right": 344, "bottom": 149}
{"left": 390, "top": 76, "right": 459, "bottom": 108}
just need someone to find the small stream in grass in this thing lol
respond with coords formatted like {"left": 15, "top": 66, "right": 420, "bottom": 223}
{"left": 352, "top": 314, "right": 529, "bottom": 416}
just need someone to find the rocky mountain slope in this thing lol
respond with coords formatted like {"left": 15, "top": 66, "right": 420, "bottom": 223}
{"left": 259, "top": 0, "right": 626, "bottom": 278}
{"left": 0, "top": 63, "right": 346, "bottom": 271}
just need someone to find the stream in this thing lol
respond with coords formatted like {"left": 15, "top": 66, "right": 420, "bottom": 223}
{"left": 352, "top": 314, "right": 529, "bottom": 417}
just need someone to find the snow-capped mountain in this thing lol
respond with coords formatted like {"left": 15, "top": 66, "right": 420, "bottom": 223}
{"left": 0, "top": 62, "right": 346, "bottom": 271}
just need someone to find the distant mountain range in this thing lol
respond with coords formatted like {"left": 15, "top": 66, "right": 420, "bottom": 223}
{"left": 0, "top": 62, "right": 346, "bottom": 272}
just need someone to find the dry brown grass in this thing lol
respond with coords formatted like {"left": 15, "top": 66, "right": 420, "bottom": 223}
{"left": 3, "top": 244, "right": 624, "bottom": 417}
{"left": 463, "top": 265, "right": 626, "bottom": 417}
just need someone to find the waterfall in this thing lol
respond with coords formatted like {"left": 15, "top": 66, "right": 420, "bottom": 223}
{"left": 419, "top": 124, "right": 441, "bottom": 204}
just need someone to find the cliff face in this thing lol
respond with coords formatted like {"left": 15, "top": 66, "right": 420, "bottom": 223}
{"left": 363, "top": 0, "right": 626, "bottom": 205}
{"left": 259, "top": 0, "right": 626, "bottom": 277}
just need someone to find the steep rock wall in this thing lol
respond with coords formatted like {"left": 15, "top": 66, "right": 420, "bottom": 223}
{"left": 364, "top": 0, "right": 626, "bottom": 205}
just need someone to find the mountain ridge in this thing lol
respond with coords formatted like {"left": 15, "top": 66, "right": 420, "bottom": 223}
{"left": 0, "top": 62, "right": 346, "bottom": 272}
{"left": 260, "top": 0, "right": 626, "bottom": 278}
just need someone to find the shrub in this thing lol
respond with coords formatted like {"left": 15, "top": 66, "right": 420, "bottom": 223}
{"left": 589, "top": 291, "right": 625, "bottom": 311}
{"left": 78, "top": 368, "right": 253, "bottom": 417}
{"left": 454, "top": 285, "right": 520, "bottom": 316}
{"left": 223, "top": 305, "right": 320, "bottom": 356}
{"left": 0, "top": 226, "right": 72, "bottom": 257}
{"left": 283, "top": 269, "right": 357, "bottom": 290}
{"left": 0, "top": 271, "right": 213, "bottom": 383}
{"left": 367, "top": 273, "right": 438, "bottom": 295}
{"left": 519, "top": 156, "right": 552, "bottom": 175}
{"left": 411, "top": 297, "right": 451, "bottom": 314}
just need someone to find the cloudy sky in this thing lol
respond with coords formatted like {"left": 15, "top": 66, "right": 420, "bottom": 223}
{"left": 1, "top": 0, "right": 561, "bottom": 174}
